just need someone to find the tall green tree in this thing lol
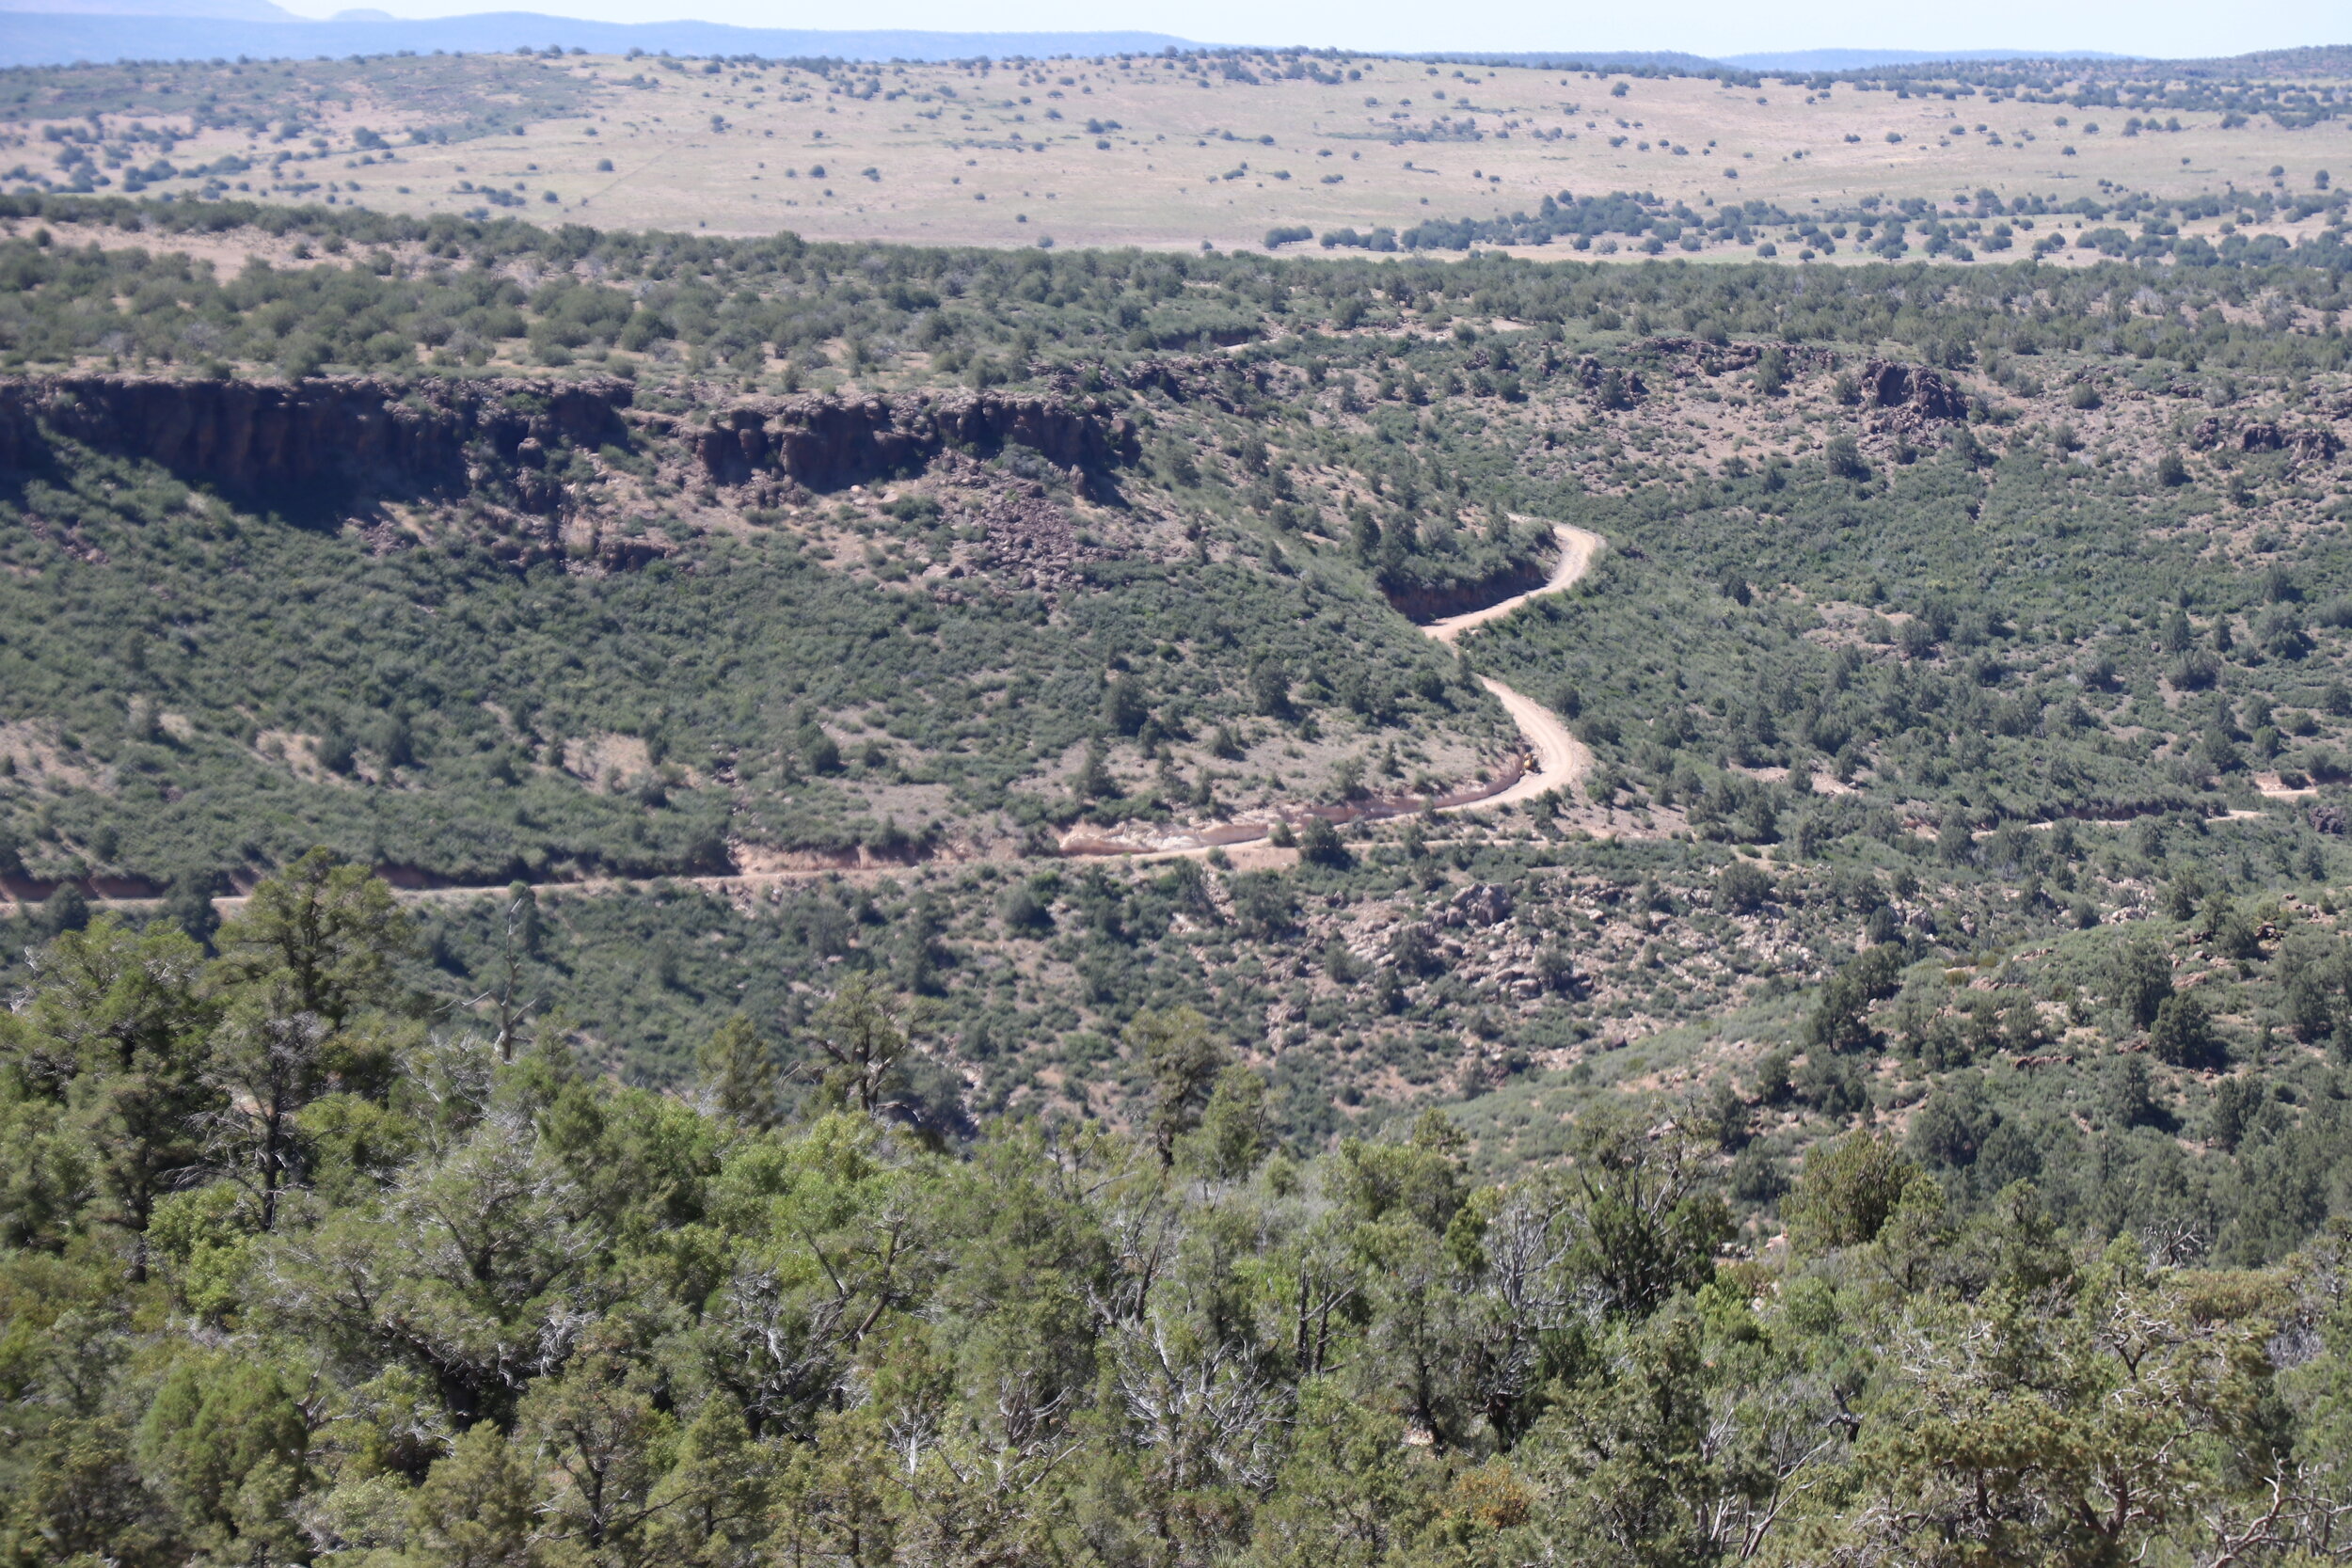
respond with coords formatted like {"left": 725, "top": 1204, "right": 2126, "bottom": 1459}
{"left": 1126, "top": 1006, "right": 1227, "bottom": 1167}
{"left": 0, "top": 915, "right": 218, "bottom": 1268}
{"left": 209, "top": 847, "right": 414, "bottom": 1029}
{"left": 810, "top": 975, "right": 921, "bottom": 1117}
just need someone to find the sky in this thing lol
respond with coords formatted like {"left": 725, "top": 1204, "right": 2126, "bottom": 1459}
{"left": 275, "top": 0, "right": 2346, "bottom": 59}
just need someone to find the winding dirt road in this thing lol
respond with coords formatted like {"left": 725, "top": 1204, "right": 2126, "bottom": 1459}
{"left": 1429, "top": 524, "right": 1602, "bottom": 814}
{"left": 1420, "top": 524, "right": 1605, "bottom": 646}
{"left": 1060, "top": 522, "right": 1603, "bottom": 854}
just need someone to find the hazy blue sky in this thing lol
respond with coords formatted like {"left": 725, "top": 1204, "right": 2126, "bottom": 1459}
{"left": 281, "top": 0, "right": 2344, "bottom": 57}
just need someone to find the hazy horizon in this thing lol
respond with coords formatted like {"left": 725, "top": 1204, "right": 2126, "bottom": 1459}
{"left": 0, "top": 0, "right": 2339, "bottom": 63}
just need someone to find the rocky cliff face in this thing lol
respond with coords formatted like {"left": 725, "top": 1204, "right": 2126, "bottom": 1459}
{"left": 0, "top": 374, "right": 635, "bottom": 507}
{"left": 684, "top": 388, "right": 1140, "bottom": 490}
{"left": 0, "top": 375, "right": 1144, "bottom": 515}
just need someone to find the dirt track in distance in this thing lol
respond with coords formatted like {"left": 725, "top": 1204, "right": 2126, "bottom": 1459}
{"left": 1428, "top": 523, "right": 1601, "bottom": 813}
{"left": 1063, "top": 521, "right": 1602, "bottom": 856}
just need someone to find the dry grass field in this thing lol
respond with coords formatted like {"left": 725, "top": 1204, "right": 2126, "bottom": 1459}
{"left": 7, "top": 50, "right": 2347, "bottom": 255}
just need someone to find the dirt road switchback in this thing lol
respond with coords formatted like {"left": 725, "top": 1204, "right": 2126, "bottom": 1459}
{"left": 1429, "top": 523, "right": 1602, "bottom": 812}
{"left": 1059, "top": 522, "right": 1603, "bottom": 855}
{"left": 1422, "top": 524, "right": 1606, "bottom": 645}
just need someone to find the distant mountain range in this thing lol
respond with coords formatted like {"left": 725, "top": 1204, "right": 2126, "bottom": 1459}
{"left": 0, "top": 4, "right": 2219, "bottom": 73}
{"left": 4, "top": 0, "right": 304, "bottom": 17}
{"left": 1405, "top": 51, "right": 1726, "bottom": 71}
{"left": 0, "top": 5, "right": 1200, "bottom": 68}
{"left": 1719, "top": 48, "right": 2133, "bottom": 70}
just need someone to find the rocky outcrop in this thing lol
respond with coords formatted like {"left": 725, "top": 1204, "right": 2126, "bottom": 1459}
{"left": 1634, "top": 336, "right": 1841, "bottom": 378}
{"left": 1439, "top": 882, "right": 1516, "bottom": 929}
{"left": 0, "top": 373, "right": 633, "bottom": 518}
{"left": 687, "top": 389, "right": 1140, "bottom": 490}
{"left": 928, "top": 453, "right": 1100, "bottom": 594}
{"left": 1034, "top": 355, "right": 1272, "bottom": 409}
{"left": 2260, "top": 423, "right": 2340, "bottom": 465}
{"left": 1568, "top": 356, "right": 1647, "bottom": 404}
{"left": 2188, "top": 415, "right": 2342, "bottom": 465}
{"left": 1859, "top": 360, "right": 1967, "bottom": 428}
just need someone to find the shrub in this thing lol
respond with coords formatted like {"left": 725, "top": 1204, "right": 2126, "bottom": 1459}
{"left": 1298, "top": 816, "right": 1348, "bottom": 868}
{"left": 1000, "top": 883, "right": 1053, "bottom": 935}
{"left": 1716, "top": 861, "right": 1774, "bottom": 913}
{"left": 2149, "top": 992, "right": 2222, "bottom": 1069}
{"left": 1787, "top": 1132, "right": 1928, "bottom": 1249}
{"left": 1250, "top": 658, "right": 1293, "bottom": 719}
{"left": 1803, "top": 971, "right": 1877, "bottom": 1055}
{"left": 2109, "top": 936, "right": 2174, "bottom": 1030}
